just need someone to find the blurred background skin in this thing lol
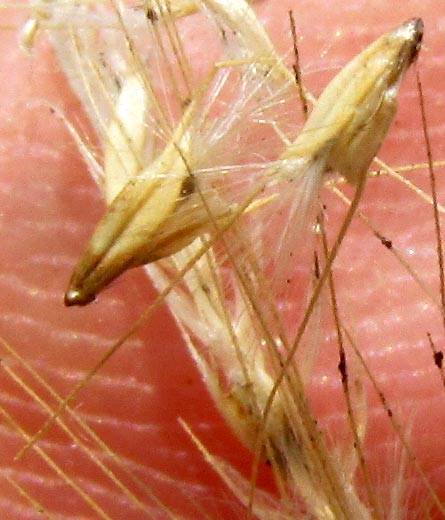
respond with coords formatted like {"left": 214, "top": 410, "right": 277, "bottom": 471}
{"left": 0, "top": 0, "right": 444, "bottom": 518}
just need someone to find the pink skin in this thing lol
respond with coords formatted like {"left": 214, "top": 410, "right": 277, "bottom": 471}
{"left": 0, "top": 1, "right": 444, "bottom": 518}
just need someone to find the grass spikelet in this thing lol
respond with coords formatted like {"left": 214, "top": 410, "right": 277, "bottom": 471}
{"left": 0, "top": 1, "right": 444, "bottom": 519}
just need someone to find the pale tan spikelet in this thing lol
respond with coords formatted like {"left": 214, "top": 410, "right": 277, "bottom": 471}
{"left": 63, "top": 0, "right": 298, "bottom": 306}
{"left": 286, "top": 18, "right": 423, "bottom": 185}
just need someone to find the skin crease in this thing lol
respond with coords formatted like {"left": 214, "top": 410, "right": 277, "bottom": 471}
{"left": 0, "top": 0, "right": 444, "bottom": 518}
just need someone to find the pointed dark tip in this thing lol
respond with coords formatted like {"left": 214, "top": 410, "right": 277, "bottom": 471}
{"left": 408, "top": 17, "right": 424, "bottom": 33}
{"left": 64, "top": 288, "right": 96, "bottom": 307}
{"left": 403, "top": 18, "right": 424, "bottom": 62}
{"left": 408, "top": 17, "right": 424, "bottom": 41}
